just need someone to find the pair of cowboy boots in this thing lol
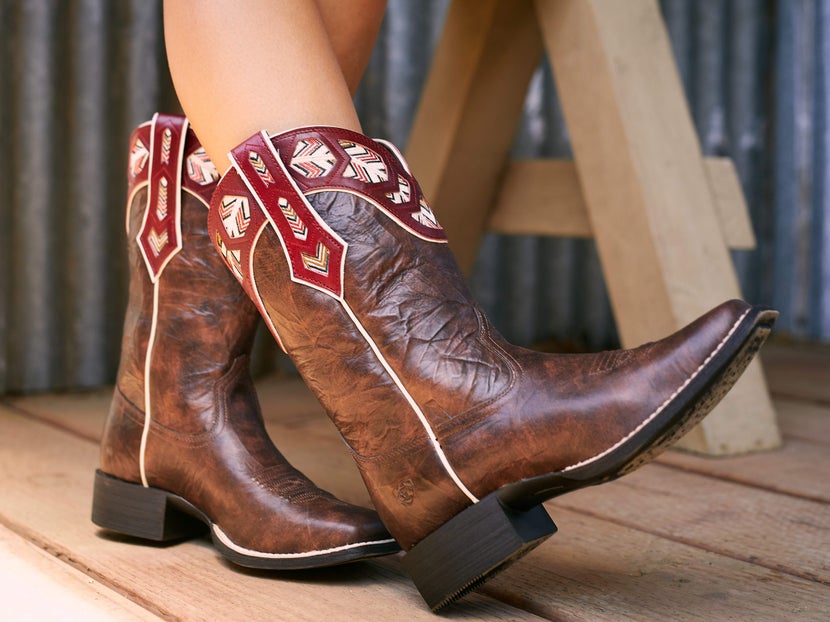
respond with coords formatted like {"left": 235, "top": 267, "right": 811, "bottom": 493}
{"left": 94, "top": 113, "right": 777, "bottom": 610}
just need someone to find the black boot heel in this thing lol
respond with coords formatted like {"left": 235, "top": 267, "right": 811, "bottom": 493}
{"left": 92, "top": 470, "right": 206, "bottom": 541}
{"left": 401, "top": 491, "right": 557, "bottom": 611}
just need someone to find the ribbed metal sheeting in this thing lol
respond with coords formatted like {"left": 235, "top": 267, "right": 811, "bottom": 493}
{"left": 1, "top": 0, "right": 828, "bottom": 393}
{"left": 771, "top": 0, "right": 830, "bottom": 340}
{"left": 0, "top": 0, "right": 180, "bottom": 393}
{"left": 663, "top": 0, "right": 829, "bottom": 342}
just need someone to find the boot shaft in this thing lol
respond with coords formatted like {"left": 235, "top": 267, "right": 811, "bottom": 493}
{"left": 209, "top": 128, "right": 513, "bottom": 443}
{"left": 116, "top": 115, "right": 261, "bottom": 427}
{"left": 104, "top": 115, "right": 263, "bottom": 487}
{"left": 209, "top": 128, "right": 490, "bottom": 545}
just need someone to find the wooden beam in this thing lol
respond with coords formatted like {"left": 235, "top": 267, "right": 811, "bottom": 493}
{"left": 488, "top": 157, "right": 757, "bottom": 249}
{"left": 536, "top": 0, "right": 779, "bottom": 454}
{"left": 406, "top": 0, "right": 543, "bottom": 273}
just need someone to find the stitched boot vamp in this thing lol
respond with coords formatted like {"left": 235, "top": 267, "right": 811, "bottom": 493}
{"left": 436, "top": 299, "right": 755, "bottom": 497}
{"left": 142, "top": 357, "right": 390, "bottom": 553}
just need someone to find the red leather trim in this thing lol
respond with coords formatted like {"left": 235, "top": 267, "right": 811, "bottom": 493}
{"left": 227, "top": 132, "right": 347, "bottom": 299}
{"left": 182, "top": 131, "right": 220, "bottom": 206}
{"left": 271, "top": 127, "right": 447, "bottom": 243}
{"left": 126, "top": 124, "right": 151, "bottom": 198}
{"left": 137, "top": 114, "right": 188, "bottom": 281}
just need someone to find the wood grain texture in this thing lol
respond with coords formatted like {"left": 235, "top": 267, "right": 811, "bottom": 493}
{"left": 763, "top": 343, "right": 830, "bottom": 404}
{"left": 657, "top": 438, "right": 830, "bottom": 503}
{"left": 537, "top": 0, "right": 778, "bottom": 455}
{"left": 0, "top": 524, "right": 160, "bottom": 621}
{"left": 482, "top": 508, "right": 829, "bottom": 621}
{"left": 405, "top": 0, "right": 543, "bottom": 272}
{"left": 0, "top": 406, "right": 543, "bottom": 621}
{"left": 775, "top": 398, "right": 830, "bottom": 445}
{"left": 550, "top": 464, "right": 830, "bottom": 585}
{"left": 488, "top": 158, "right": 756, "bottom": 249}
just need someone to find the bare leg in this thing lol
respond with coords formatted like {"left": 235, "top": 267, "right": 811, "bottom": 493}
{"left": 164, "top": 0, "right": 386, "bottom": 168}
{"left": 316, "top": 0, "right": 387, "bottom": 95}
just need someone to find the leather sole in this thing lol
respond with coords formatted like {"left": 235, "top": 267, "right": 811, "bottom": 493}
{"left": 91, "top": 470, "right": 400, "bottom": 569}
{"left": 404, "top": 304, "right": 777, "bottom": 610}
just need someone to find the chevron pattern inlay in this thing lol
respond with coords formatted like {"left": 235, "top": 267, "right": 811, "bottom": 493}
{"left": 215, "top": 233, "right": 243, "bottom": 282}
{"left": 147, "top": 228, "right": 168, "bottom": 256}
{"left": 386, "top": 174, "right": 412, "bottom": 204}
{"left": 278, "top": 197, "right": 309, "bottom": 240}
{"left": 339, "top": 140, "right": 388, "bottom": 183}
{"left": 300, "top": 241, "right": 331, "bottom": 275}
{"left": 155, "top": 177, "right": 169, "bottom": 220}
{"left": 412, "top": 197, "right": 441, "bottom": 229}
{"left": 129, "top": 137, "right": 149, "bottom": 178}
{"left": 219, "top": 195, "right": 251, "bottom": 239}
{"left": 249, "top": 151, "right": 275, "bottom": 186}
{"left": 160, "top": 127, "right": 172, "bottom": 164}
{"left": 187, "top": 148, "right": 219, "bottom": 186}
{"left": 290, "top": 137, "right": 335, "bottom": 178}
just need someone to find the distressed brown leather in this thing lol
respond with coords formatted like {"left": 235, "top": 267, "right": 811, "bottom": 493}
{"left": 100, "top": 118, "right": 393, "bottom": 556}
{"left": 209, "top": 126, "right": 772, "bottom": 550}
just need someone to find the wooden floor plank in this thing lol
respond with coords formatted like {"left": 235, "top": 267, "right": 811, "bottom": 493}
{"left": 775, "top": 398, "right": 830, "bottom": 446}
{"left": 7, "top": 344, "right": 830, "bottom": 619}
{"left": 481, "top": 508, "right": 829, "bottom": 622}
{"left": 656, "top": 438, "right": 829, "bottom": 503}
{"left": 0, "top": 524, "right": 160, "bottom": 621}
{"left": 763, "top": 344, "right": 830, "bottom": 404}
{"left": 550, "top": 464, "right": 830, "bottom": 585}
{"left": 0, "top": 406, "right": 545, "bottom": 621}
{"left": 4, "top": 407, "right": 827, "bottom": 621}
{"left": 4, "top": 385, "right": 112, "bottom": 442}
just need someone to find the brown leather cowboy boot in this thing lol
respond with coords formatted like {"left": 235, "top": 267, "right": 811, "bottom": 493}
{"left": 207, "top": 125, "right": 777, "bottom": 607}
{"left": 92, "top": 114, "right": 398, "bottom": 569}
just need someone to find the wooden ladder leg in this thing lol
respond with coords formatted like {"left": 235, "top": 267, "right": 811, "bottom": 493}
{"left": 405, "top": 0, "right": 543, "bottom": 273}
{"left": 536, "top": 0, "right": 780, "bottom": 454}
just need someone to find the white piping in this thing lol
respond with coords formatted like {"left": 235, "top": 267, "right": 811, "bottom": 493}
{"left": 139, "top": 279, "right": 160, "bottom": 487}
{"left": 562, "top": 307, "right": 752, "bottom": 473}
{"left": 340, "top": 300, "right": 478, "bottom": 503}
{"left": 212, "top": 524, "right": 396, "bottom": 559}
{"left": 125, "top": 180, "right": 148, "bottom": 234}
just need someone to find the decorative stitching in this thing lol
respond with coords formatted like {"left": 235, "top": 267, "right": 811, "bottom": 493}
{"left": 561, "top": 308, "right": 752, "bottom": 472}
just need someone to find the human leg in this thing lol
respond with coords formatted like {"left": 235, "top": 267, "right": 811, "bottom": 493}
{"left": 163, "top": 0, "right": 385, "bottom": 167}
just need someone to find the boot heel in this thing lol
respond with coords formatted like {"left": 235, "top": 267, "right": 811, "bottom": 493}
{"left": 401, "top": 491, "right": 557, "bottom": 610}
{"left": 92, "top": 470, "right": 205, "bottom": 541}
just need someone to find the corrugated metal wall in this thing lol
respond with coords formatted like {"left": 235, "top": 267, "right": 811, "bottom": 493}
{"left": 1, "top": 0, "right": 828, "bottom": 393}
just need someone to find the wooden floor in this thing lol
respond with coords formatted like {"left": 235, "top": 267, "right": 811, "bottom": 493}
{"left": 0, "top": 342, "right": 827, "bottom": 620}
